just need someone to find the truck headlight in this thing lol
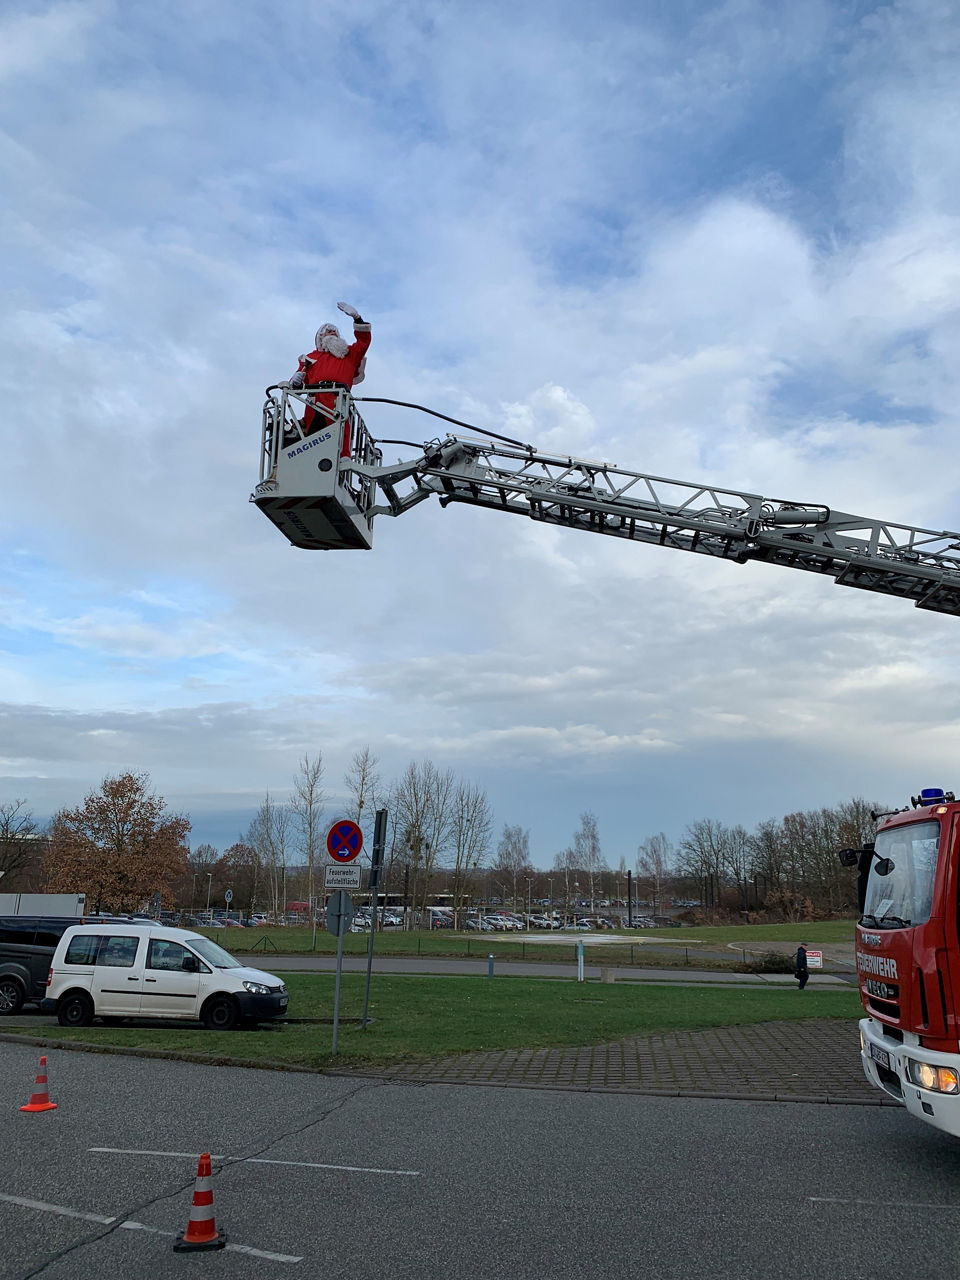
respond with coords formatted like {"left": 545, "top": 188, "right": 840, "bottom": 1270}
{"left": 243, "top": 981, "right": 270, "bottom": 995}
{"left": 905, "top": 1059, "right": 960, "bottom": 1094}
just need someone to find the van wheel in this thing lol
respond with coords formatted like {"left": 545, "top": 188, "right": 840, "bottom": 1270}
{"left": 57, "top": 993, "right": 94, "bottom": 1027}
{"left": 201, "top": 996, "right": 239, "bottom": 1031}
{"left": 0, "top": 978, "right": 25, "bottom": 1015}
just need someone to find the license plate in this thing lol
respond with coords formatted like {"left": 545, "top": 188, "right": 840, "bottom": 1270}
{"left": 870, "top": 1043, "right": 890, "bottom": 1070}
{"left": 279, "top": 998, "right": 288, "bottom": 1009}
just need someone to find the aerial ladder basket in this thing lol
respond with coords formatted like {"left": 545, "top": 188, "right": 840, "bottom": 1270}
{"left": 250, "top": 385, "right": 382, "bottom": 550}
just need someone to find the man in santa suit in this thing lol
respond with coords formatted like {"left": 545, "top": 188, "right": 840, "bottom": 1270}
{"left": 285, "top": 302, "right": 371, "bottom": 456}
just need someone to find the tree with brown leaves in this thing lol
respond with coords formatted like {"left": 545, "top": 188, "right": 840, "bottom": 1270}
{"left": 45, "top": 772, "right": 190, "bottom": 913}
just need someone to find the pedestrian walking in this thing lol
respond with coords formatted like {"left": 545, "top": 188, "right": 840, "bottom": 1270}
{"left": 795, "top": 942, "right": 809, "bottom": 990}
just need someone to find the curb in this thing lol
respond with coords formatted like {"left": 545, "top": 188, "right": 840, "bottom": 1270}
{"left": 0, "top": 1031, "right": 892, "bottom": 1107}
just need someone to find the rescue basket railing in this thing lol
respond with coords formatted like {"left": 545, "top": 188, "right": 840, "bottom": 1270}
{"left": 257, "top": 384, "right": 382, "bottom": 509}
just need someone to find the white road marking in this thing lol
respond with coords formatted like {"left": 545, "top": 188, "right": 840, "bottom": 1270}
{"left": 88, "top": 1148, "right": 420, "bottom": 1175}
{"left": 247, "top": 1157, "right": 420, "bottom": 1176}
{"left": 0, "top": 1194, "right": 115, "bottom": 1224}
{"left": 120, "top": 1220, "right": 303, "bottom": 1262}
{"left": 810, "top": 1196, "right": 960, "bottom": 1211}
{"left": 89, "top": 1147, "right": 227, "bottom": 1160}
{"left": 226, "top": 1242, "right": 305, "bottom": 1263}
{"left": 1, "top": 1197, "right": 302, "bottom": 1263}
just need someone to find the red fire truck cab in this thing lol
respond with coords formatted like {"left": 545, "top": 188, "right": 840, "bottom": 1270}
{"left": 842, "top": 787, "right": 960, "bottom": 1135}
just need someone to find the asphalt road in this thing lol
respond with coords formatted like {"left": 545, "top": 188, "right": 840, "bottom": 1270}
{"left": 4, "top": 1041, "right": 960, "bottom": 1280}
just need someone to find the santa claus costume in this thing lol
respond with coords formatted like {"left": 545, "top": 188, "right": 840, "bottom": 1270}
{"left": 287, "top": 302, "right": 371, "bottom": 456}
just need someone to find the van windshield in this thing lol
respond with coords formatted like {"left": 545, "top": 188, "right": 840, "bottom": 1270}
{"left": 863, "top": 819, "right": 941, "bottom": 928}
{"left": 188, "top": 937, "right": 242, "bottom": 969}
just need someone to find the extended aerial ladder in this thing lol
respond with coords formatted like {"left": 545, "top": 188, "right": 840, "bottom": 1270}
{"left": 251, "top": 384, "right": 960, "bottom": 617}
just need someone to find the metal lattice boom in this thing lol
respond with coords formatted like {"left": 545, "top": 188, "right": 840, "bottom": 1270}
{"left": 346, "top": 434, "right": 960, "bottom": 616}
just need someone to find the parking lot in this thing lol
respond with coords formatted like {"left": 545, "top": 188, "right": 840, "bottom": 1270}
{"left": 6, "top": 1038, "right": 960, "bottom": 1279}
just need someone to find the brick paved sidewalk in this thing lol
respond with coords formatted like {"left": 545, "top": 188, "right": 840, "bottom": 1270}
{"left": 341, "top": 1018, "right": 900, "bottom": 1106}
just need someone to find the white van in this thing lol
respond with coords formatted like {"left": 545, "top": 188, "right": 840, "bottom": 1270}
{"left": 45, "top": 924, "right": 287, "bottom": 1030}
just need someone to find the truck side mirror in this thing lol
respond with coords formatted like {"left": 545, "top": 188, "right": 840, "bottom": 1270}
{"left": 838, "top": 848, "right": 860, "bottom": 867}
{"left": 873, "top": 858, "right": 895, "bottom": 877}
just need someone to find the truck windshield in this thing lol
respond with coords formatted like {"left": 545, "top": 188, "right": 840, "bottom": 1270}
{"left": 862, "top": 819, "right": 941, "bottom": 928}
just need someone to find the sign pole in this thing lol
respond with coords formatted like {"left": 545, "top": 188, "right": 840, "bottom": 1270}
{"left": 332, "top": 921, "right": 345, "bottom": 1055}
{"left": 325, "top": 889, "right": 356, "bottom": 1056}
{"left": 361, "top": 808, "right": 387, "bottom": 1030}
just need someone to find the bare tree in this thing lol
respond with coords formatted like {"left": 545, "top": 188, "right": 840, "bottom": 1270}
{"left": 724, "top": 824, "right": 751, "bottom": 914}
{"left": 449, "top": 781, "right": 492, "bottom": 923}
{"left": 678, "top": 818, "right": 729, "bottom": 912}
{"left": 636, "top": 832, "right": 674, "bottom": 915}
{"left": 552, "top": 847, "right": 578, "bottom": 919}
{"left": 344, "top": 746, "right": 383, "bottom": 869}
{"left": 572, "top": 811, "right": 605, "bottom": 910}
{"left": 393, "top": 760, "right": 456, "bottom": 924}
{"left": 494, "top": 824, "right": 532, "bottom": 912}
{"left": 0, "top": 800, "right": 43, "bottom": 891}
{"left": 291, "top": 753, "right": 325, "bottom": 913}
{"left": 246, "top": 793, "right": 291, "bottom": 921}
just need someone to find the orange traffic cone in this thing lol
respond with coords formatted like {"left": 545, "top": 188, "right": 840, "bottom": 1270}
{"left": 20, "top": 1055, "right": 57, "bottom": 1113}
{"left": 173, "top": 1152, "right": 226, "bottom": 1252}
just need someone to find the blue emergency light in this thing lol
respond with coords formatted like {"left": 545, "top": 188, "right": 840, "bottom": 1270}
{"left": 911, "top": 787, "right": 954, "bottom": 808}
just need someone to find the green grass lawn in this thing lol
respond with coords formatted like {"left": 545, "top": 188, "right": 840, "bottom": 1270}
{"left": 12, "top": 973, "right": 863, "bottom": 1069}
{"left": 200, "top": 918, "right": 856, "bottom": 963}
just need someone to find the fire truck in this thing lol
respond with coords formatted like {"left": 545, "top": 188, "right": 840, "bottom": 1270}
{"left": 839, "top": 790, "right": 960, "bottom": 1136}
{"left": 252, "top": 383, "right": 960, "bottom": 1132}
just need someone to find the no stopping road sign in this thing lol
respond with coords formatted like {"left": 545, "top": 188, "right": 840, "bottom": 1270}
{"left": 327, "top": 819, "right": 363, "bottom": 863}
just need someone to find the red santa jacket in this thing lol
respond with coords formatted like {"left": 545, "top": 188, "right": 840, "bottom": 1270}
{"left": 297, "top": 323, "right": 371, "bottom": 433}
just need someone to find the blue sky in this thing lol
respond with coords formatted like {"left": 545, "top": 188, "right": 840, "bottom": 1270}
{"left": 3, "top": 0, "right": 960, "bottom": 866}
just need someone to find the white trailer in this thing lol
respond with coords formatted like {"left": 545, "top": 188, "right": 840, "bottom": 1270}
{"left": 0, "top": 893, "right": 86, "bottom": 917}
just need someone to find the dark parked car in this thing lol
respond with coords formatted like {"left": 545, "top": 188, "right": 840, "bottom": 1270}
{"left": 0, "top": 916, "right": 83, "bottom": 1014}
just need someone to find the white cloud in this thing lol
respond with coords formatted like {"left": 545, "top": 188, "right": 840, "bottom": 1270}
{"left": 2, "top": 0, "right": 960, "bottom": 859}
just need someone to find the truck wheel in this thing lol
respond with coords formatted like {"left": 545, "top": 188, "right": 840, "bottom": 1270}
{"left": 201, "top": 996, "right": 239, "bottom": 1031}
{"left": 57, "top": 992, "right": 94, "bottom": 1027}
{"left": 0, "top": 978, "right": 25, "bottom": 1015}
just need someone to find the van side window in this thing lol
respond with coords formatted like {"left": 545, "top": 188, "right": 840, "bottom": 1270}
{"left": 146, "top": 940, "right": 192, "bottom": 972}
{"left": 34, "top": 924, "right": 68, "bottom": 948}
{"left": 0, "top": 918, "right": 38, "bottom": 945}
{"left": 65, "top": 934, "right": 102, "bottom": 965}
{"left": 96, "top": 936, "right": 139, "bottom": 968}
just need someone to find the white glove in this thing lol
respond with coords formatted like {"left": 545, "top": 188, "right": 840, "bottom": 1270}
{"left": 287, "top": 371, "right": 305, "bottom": 389}
{"left": 337, "top": 301, "right": 361, "bottom": 320}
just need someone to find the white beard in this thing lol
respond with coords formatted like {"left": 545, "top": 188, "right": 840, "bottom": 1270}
{"left": 316, "top": 327, "right": 349, "bottom": 359}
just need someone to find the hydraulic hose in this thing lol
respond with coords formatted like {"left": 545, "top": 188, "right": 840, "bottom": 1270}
{"left": 353, "top": 397, "right": 532, "bottom": 451}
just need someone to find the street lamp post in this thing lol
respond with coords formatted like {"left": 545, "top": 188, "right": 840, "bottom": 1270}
{"left": 526, "top": 878, "right": 532, "bottom": 927}
{"left": 206, "top": 873, "right": 212, "bottom": 915}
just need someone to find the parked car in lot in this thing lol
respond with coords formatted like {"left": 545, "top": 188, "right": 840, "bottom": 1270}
{"left": 0, "top": 916, "right": 79, "bottom": 1015}
{"left": 0, "top": 914, "right": 135, "bottom": 1015}
{"left": 46, "top": 924, "right": 288, "bottom": 1030}
{"left": 485, "top": 914, "right": 523, "bottom": 931}
{"left": 465, "top": 917, "right": 495, "bottom": 932}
